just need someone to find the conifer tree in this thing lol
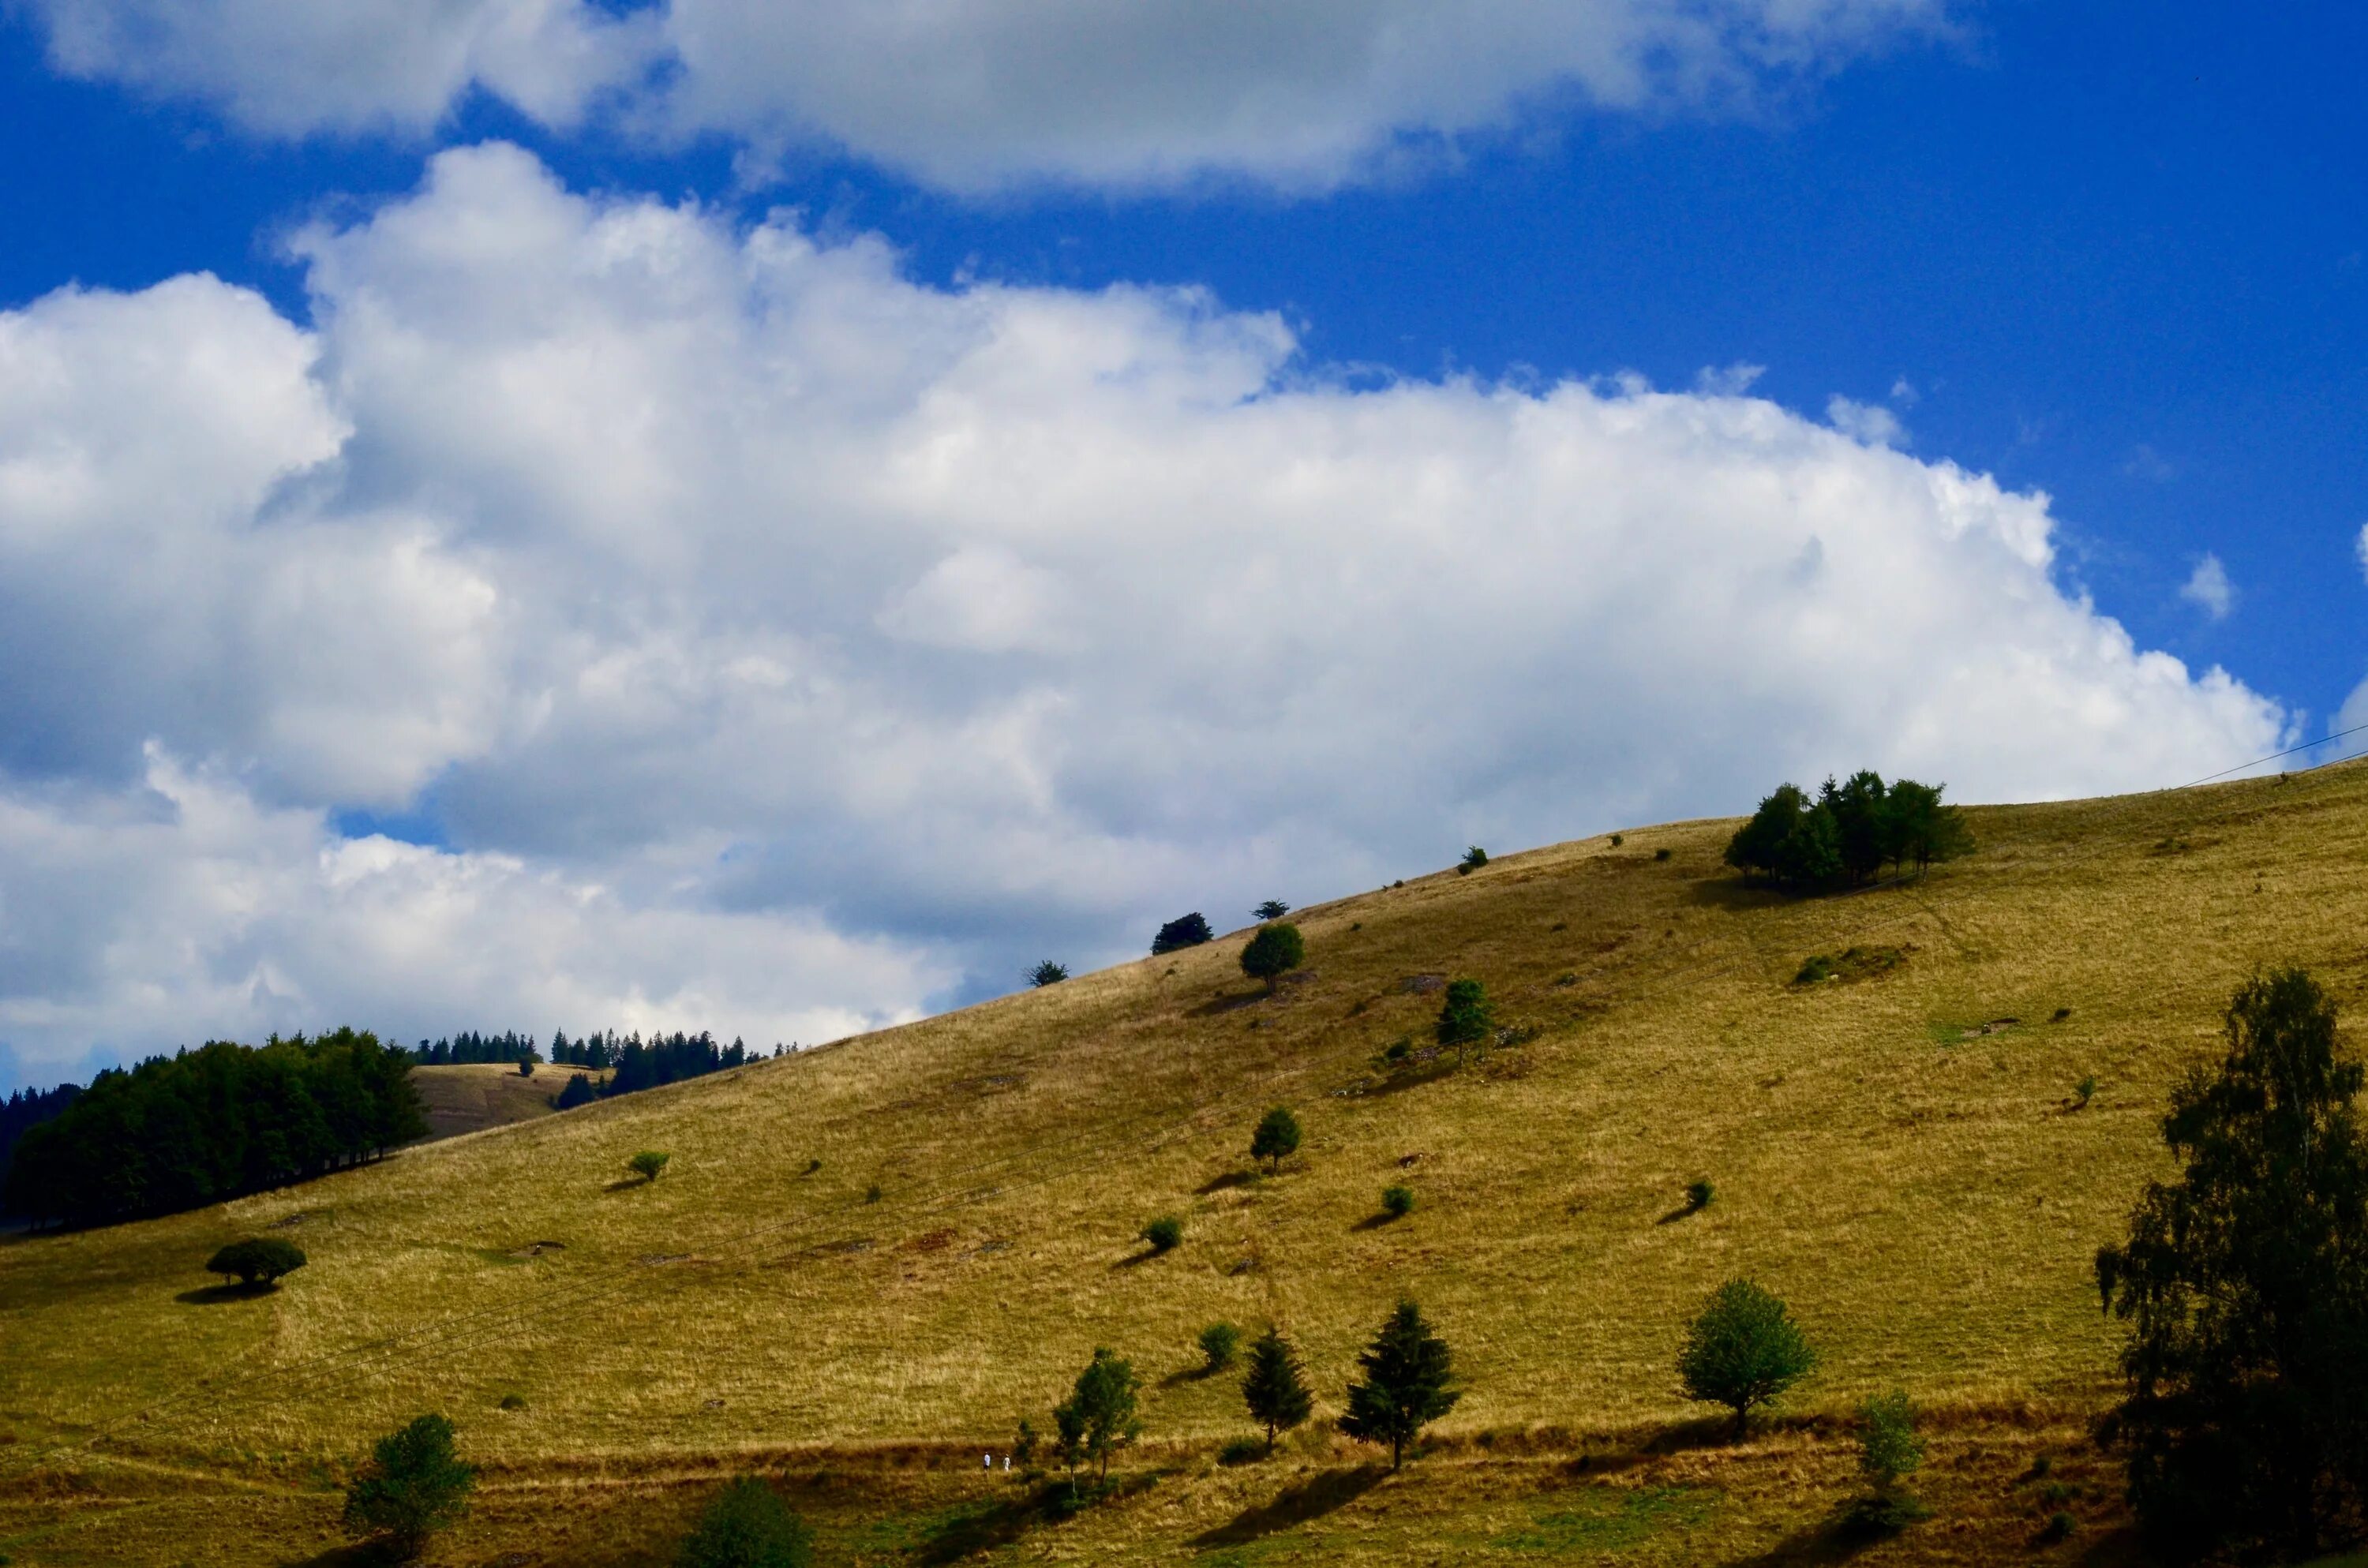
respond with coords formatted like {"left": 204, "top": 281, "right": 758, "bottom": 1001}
{"left": 1241, "top": 1325, "right": 1313, "bottom": 1454}
{"left": 1250, "top": 1106, "right": 1302, "bottom": 1174}
{"left": 343, "top": 1413, "right": 475, "bottom": 1558}
{"left": 1338, "top": 1300, "right": 1459, "bottom": 1469}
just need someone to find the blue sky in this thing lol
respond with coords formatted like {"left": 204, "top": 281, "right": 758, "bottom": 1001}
{"left": 0, "top": 1, "right": 2358, "bottom": 1088}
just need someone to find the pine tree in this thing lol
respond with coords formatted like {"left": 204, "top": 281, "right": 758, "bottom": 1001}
{"left": 1338, "top": 1300, "right": 1459, "bottom": 1469}
{"left": 1241, "top": 1325, "right": 1313, "bottom": 1454}
{"left": 1250, "top": 1106, "right": 1302, "bottom": 1174}
{"left": 343, "top": 1413, "right": 475, "bottom": 1556}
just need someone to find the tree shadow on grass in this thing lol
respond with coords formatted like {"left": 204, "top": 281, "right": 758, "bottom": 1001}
{"left": 918, "top": 1476, "right": 1161, "bottom": 1566}
{"left": 1349, "top": 1212, "right": 1400, "bottom": 1233}
{"left": 1190, "top": 1465, "right": 1388, "bottom": 1549}
{"left": 1725, "top": 1524, "right": 1877, "bottom": 1567}
{"left": 175, "top": 1281, "right": 277, "bottom": 1306}
{"left": 284, "top": 1540, "right": 404, "bottom": 1567}
{"left": 1197, "top": 1169, "right": 1258, "bottom": 1196}
{"left": 1655, "top": 1201, "right": 1710, "bottom": 1226}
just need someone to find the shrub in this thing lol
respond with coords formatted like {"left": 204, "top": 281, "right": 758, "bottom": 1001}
{"left": 2039, "top": 1510, "right": 2076, "bottom": 1544}
{"left": 1434, "top": 979, "right": 1493, "bottom": 1067}
{"left": 1238, "top": 923, "right": 1306, "bottom": 989}
{"left": 1677, "top": 1279, "right": 1818, "bottom": 1439}
{"left": 864, "top": 1184, "right": 882, "bottom": 1203}
{"left": 2096, "top": 968, "right": 2368, "bottom": 1559}
{"left": 1029, "top": 960, "right": 1069, "bottom": 987}
{"left": 1013, "top": 1416, "right": 1039, "bottom": 1471}
{"left": 2074, "top": 1076, "right": 2096, "bottom": 1108}
{"left": 628, "top": 1151, "right": 671, "bottom": 1183}
{"left": 677, "top": 1476, "right": 813, "bottom": 1568}
{"left": 343, "top": 1413, "right": 474, "bottom": 1556}
{"left": 1339, "top": 1300, "right": 1460, "bottom": 1469}
{"left": 516, "top": 1056, "right": 535, "bottom": 1076}
{"left": 1381, "top": 1037, "right": 1411, "bottom": 1063}
{"left": 1609, "top": 833, "right": 1624, "bottom": 847}
{"left": 1685, "top": 1179, "right": 1714, "bottom": 1212}
{"left": 206, "top": 1237, "right": 308, "bottom": 1288}
{"left": 1198, "top": 1323, "right": 1241, "bottom": 1372}
{"left": 1141, "top": 1215, "right": 1183, "bottom": 1254}
{"left": 1838, "top": 1491, "right": 1931, "bottom": 1538}
{"left": 1152, "top": 913, "right": 1214, "bottom": 955}
{"left": 1381, "top": 1184, "right": 1415, "bottom": 1219}
{"left": 1458, "top": 846, "right": 1488, "bottom": 874}
{"left": 497, "top": 1394, "right": 526, "bottom": 1412}
{"left": 1654, "top": 847, "right": 1672, "bottom": 862}
{"left": 1795, "top": 955, "right": 1837, "bottom": 985}
{"left": 1250, "top": 1106, "right": 1302, "bottom": 1173}
{"left": 1216, "top": 1436, "right": 1265, "bottom": 1466}
{"left": 2052, "top": 1006, "right": 2074, "bottom": 1022}
{"left": 1253, "top": 900, "right": 1291, "bottom": 920}
{"left": 1857, "top": 1388, "right": 1924, "bottom": 1491}
{"left": 1241, "top": 1325, "right": 1313, "bottom": 1454}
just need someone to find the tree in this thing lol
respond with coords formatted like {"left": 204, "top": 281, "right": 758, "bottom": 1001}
{"left": 1051, "top": 1347, "right": 1141, "bottom": 1492}
{"left": 1238, "top": 923, "right": 1306, "bottom": 990}
{"left": 1198, "top": 1322, "right": 1241, "bottom": 1372}
{"left": 2096, "top": 968, "right": 2368, "bottom": 1560}
{"left": 1241, "top": 1325, "right": 1313, "bottom": 1455}
{"left": 343, "top": 1413, "right": 475, "bottom": 1557}
{"left": 1253, "top": 900, "right": 1291, "bottom": 920}
{"left": 676, "top": 1476, "right": 813, "bottom": 1568}
{"left": 1434, "top": 979, "right": 1493, "bottom": 1068}
{"left": 1339, "top": 1300, "right": 1459, "bottom": 1469}
{"left": 1821, "top": 770, "right": 1889, "bottom": 886}
{"left": 1250, "top": 1106, "right": 1302, "bottom": 1174}
{"left": 1458, "top": 846, "right": 1488, "bottom": 874}
{"left": 1838, "top": 1388, "right": 1930, "bottom": 1536}
{"left": 1381, "top": 1184, "right": 1415, "bottom": 1219}
{"left": 628, "top": 1151, "right": 671, "bottom": 1182}
{"left": 1141, "top": 1214, "right": 1183, "bottom": 1254}
{"left": 1723, "top": 784, "right": 1842, "bottom": 890}
{"left": 1152, "top": 913, "right": 1214, "bottom": 955}
{"left": 1029, "top": 960, "right": 1070, "bottom": 987}
{"left": 205, "top": 1237, "right": 307, "bottom": 1288}
{"left": 1678, "top": 1279, "right": 1818, "bottom": 1439}
{"left": 553, "top": 1072, "right": 598, "bottom": 1110}
{"left": 1883, "top": 779, "right": 1973, "bottom": 876}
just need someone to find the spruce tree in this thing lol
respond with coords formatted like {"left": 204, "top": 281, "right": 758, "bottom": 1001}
{"left": 1250, "top": 1106, "right": 1302, "bottom": 1174}
{"left": 1434, "top": 979, "right": 1493, "bottom": 1068}
{"left": 1241, "top": 1325, "right": 1313, "bottom": 1454}
{"left": 343, "top": 1413, "right": 475, "bottom": 1557}
{"left": 1338, "top": 1300, "right": 1459, "bottom": 1469}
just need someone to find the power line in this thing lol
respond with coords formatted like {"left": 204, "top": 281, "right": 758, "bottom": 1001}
{"left": 2177, "top": 720, "right": 2368, "bottom": 791}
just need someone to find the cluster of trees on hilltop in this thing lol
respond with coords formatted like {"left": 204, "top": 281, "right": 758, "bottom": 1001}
{"left": 414, "top": 1031, "right": 542, "bottom": 1067}
{"left": 1725, "top": 771, "right": 1971, "bottom": 891}
{"left": 0, "top": 1029, "right": 423, "bottom": 1229}
{"left": 590, "top": 1031, "right": 756, "bottom": 1095}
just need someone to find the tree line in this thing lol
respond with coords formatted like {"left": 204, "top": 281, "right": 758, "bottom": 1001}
{"left": 1725, "top": 769, "right": 1971, "bottom": 890}
{"left": 0, "top": 1081, "right": 81, "bottom": 1184}
{"left": 0, "top": 1029, "right": 424, "bottom": 1229}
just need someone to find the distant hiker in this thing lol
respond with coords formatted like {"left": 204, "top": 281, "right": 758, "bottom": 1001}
{"left": 982, "top": 1453, "right": 991, "bottom": 1471}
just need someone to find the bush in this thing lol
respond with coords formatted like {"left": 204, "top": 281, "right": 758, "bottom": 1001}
{"left": 343, "top": 1413, "right": 475, "bottom": 1556}
{"left": 2074, "top": 1075, "right": 2096, "bottom": 1108}
{"left": 628, "top": 1151, "right": 671, "bottom": 1182}
{"left": 864, "top": 1183, "right": 882, "bottom": 1203}
{"left": 1677, "top": 1279, "right": 1818, "bottom": 1439}
{"left": 1239, "top": 923, "right": 1306, "bottom": 989}
{"left": 206, "top": 1237, "right": 308, "bottom": 1287}
{"left": 516, "top": 1056, "right": 535, "bottom": 1076}
{"left": 1198, "top": 1322, "right": 1240, "bottom": 1372}
{"left": 1381, "top": 1184, "right": 1415, "bottom": 1219}
{"left": 1217, "top": 1436, "right": 1265, "bottom": 1466}
{"left": 1382, "top": 1037, "right": 1411, "bottom": 1063}
{"left": 677, "top": 1476, "right": 813, "bottom": 1568}
{"left": 1654, "top": 847, "right": 1672, "bottom": 862}
{"left": 1250, "top": 1106, "right": 1302, "bottom": 1173}
{"left": 1253, "top": 899, "right": 1291, "bottom": 920}
{"left": 1609, "top": 833, "right": 1624, "bottom": 847}
{"left": 1339, "top": 1300, "right": 1460, "bottom": 1469}
{"left": 1029, "top": 960, "right": 1069, "bottom": 987}
{"left": 1684, "top": 1179, "right": 1714, "bottom": 1212}
{"left": 497, "top": 1393, "right": 526, "bottom": 1412}
{"left": 1152, "top": 913, "right": 1215, "bottom": 955}
{"left": 1837, "top": 1490, "right": 1931, "bottom": 1538}
{"left": 1857, "top": 1388, "right": 1924, "bottom": 1491}
{"left": 1141, "top": 1215, "right": 1183, "bottom": 1254}
{"left": 2039, "top": 1510, "right": 2077, "bottom": 1544}
{"left": 1435, "top": 979, "right": 1493, "bottom": 1067}
{"left": 1795, "top": 954, "right": 1838, "bottom": 984}
{"left": 1458, "top": 846, "right": 1488, "bottom": 874}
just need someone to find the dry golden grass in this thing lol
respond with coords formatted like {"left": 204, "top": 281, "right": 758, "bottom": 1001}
{"left": 5, "top": 760, "right": 2364, "bottom": 1564}
{"left": 410, "top": 1062, "right": 598, "bottom": 1144}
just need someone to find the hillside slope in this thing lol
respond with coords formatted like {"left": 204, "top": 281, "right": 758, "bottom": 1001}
{"left": 3, "top": 762, "right": 2364, "bottom": 1565}
{"left": 410, "top": 1061, "right": 600, "bottom": 1144}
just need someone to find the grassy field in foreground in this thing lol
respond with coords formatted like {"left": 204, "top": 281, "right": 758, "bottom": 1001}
{"left": 6, "top": 760, "right": 2366, "bottom": 1565}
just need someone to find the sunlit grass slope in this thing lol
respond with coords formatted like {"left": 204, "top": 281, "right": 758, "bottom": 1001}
{"left": 4, "top": 760, "right": 2365, "bottom": 1564}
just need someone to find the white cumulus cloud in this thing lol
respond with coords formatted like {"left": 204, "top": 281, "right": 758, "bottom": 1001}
{"left": 15, "top": 0, "right": 1955, "bottom": 189}
{"left": 0, "top": 143, "right": 2287, "bottom": 1084}
{"left": 2180, "top": 552, "right": 2235, "bottom": 621}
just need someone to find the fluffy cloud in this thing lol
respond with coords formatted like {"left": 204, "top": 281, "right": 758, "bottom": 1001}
{"left": 16, "top": 0, "right": 1952, "bottom": 189}
{"left": 0, "top": 143, "right": 2286, "bottom": 1083}
{"left": 2180, "top": 552, "right": 2235, "bottom": 620}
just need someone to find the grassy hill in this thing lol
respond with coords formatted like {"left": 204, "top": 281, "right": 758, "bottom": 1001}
{"left": 409, "top": 1061, "right": 600, "bottom": 1145}
{"left": 3, "top": 761, "right": 2364, "bottom": 1566}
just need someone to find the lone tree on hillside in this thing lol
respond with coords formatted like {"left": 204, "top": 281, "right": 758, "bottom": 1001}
{"left": 628, "top": 1151, "right": 671, "bottom": 1183}
{"left": 1029, "top": 960, "right": 1070, "bottom": 987}
{"left": 343, "top": 1413, "right": 475, "bottom": 1559}
{"left": 1052, "top": 1347, "right": 1141, "bottom": 1495}
{"left": 1242, "top": 1325, "right": 1313, "bottom": 1455}
{"left": 1458, "top": 846, "right": 1488, "bottom": 874}
{"left": 1253, "top": 900, "right": 1291, "bottom": 920}
{"left": 1435, "top": 979, "right": 1494, "bottom": 1068}
{"left": 2096, "top": 968, "right": 2368, "bottom": 1561}
{"left": 1239, "top": 922, "right": 1306, "bottom": 990}
{"left": 676, "top": 1476, "right": 813, "bottom": 1568}
{"left": 1152, "top": 913, "right": 1214, "bottom": 955}
{"left": 1839, "top": 1388, "right": 1930, "bottom": 1537}
{"left": 206, "top": 1237, "right": 307, "bottom": 1289}
{"left": 1250, "top": 1106, "right": 1302, "bottom": 1174}
{"left": 1678, "top": 1279, "right": 1818, "bottom": 1439}
{"left": 1339, "top": 1300, "right": 1459, "bottom": 1469}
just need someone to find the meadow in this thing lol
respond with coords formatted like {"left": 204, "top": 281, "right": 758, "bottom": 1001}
{"left": 5, "top": 759, "right": 2363, "bottom": 1565}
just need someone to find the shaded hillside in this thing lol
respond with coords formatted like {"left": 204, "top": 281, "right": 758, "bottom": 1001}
{"left": 3, "top": 761, "right": 2364, "bottom": 1564}
{"left": 410, "top": 1062, "right": 601, "bottom": 1144}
